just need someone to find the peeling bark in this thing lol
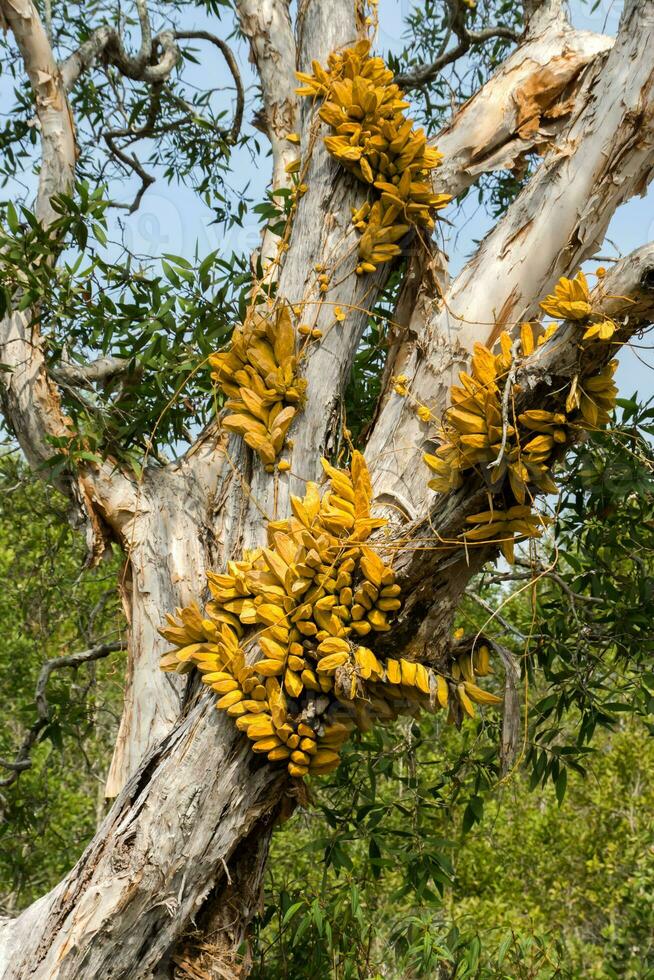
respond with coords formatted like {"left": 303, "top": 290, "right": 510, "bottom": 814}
{"left": 0, "top": 0, "right": 76, "bottom": 224}
{"left": 103, "top": 446, "right": 231, "bottom": 795}
{"left": 0, "top": 696, "right": 287, "bottom": 979}
{"left": 2, "top": 0, "right": 654, "bottom": 976}
{"left": 236, "top": 0, "right": 299, "bottom": 267}
{"left": 434, "top": 17, "right": 612, "bottom": 198}
{"left": 236, "top": 0, "right": 298, "bottom": 194}
{"left": 367, "top": 0, "right": 654, "bottom": 518}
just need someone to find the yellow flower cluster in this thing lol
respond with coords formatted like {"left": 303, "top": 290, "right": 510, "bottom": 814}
{"left": 161, "top": 452, "right": 502, "bottom": 778}
{"left": 209, "top": 305, "right": 306, "bottom": 469}
{"left": 424, "top": 327, "right": 562, "bottom": 507}
{"left": 296, "top": 41, "right": 450, "bottom": 274}
{"left": 539, "top": 270, "right": 618, "bottom": 341}
{"left": 462, "top": 505, "right": 551, "bottom": 565}
{"left": 449, "top": 637, "right": 501, "bottom": 719}
{"left": 564, "top": 362, "right": 618, "bottom": 427}
{"left": 424, "top": 272, "right": 620, "bottom": 562}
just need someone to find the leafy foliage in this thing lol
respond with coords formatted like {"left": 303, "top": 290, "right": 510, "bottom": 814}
{"left": 0, "top": 0, "right": 246, "bottom": 216}
{"left": 0, "top": 187, "right": 252, "bottom": 465}
{"left": 0, "top": 458, "right": 124, "bottom": 910}
{"left": 252, "top": 721, "right": 654, "bottom": 979}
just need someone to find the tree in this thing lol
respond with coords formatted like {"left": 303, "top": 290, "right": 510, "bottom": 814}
{"left": 0, "top": 0, "right": 653, "bottom": 976}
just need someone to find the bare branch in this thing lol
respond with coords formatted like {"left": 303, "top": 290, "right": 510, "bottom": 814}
{"left": 467, "top": 591, "right": 529, "bottom": 641}
{"left": 61, "top": 23, "right": 179, "bottom": 91}
{"left": 0, "top": 641, "right": 124, "bottom": 791}
{"left": 50, "top": 354, "right": 132, "bottom": 388}
{"left": 66, "top": 25, "right": 243, "bottom": 213}
{"left": 236, "top": 0, "right": 298, "bottom": 192}
{"left": 133, "top": 0, "right": 152, "bottom": 76}
{"left": 513, "top": 561, "right": 604, "bottom": 604}
{"left": 60, "top": 25, "right": 113, "bottom": 90}
{"left": 494, "top": 641, "right": 521, "bottom": 775}
{"left": 397, "top": 24, "right": 519, "bottom": 91}
{"left": 523, "top": 0, "right": 567, "bottom": 36}
{"left": 0, "top": 0, "right": 76, "bottom": 224}
{"left": 174, "top": 30, "right": 245, "bottom": 144}
{"left": 104, "top": 119, "right": 157, "bottom": 214}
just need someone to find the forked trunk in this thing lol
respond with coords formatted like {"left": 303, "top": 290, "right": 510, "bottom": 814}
{"left": 3, "top": 0, "right": 654, "bottom": 977}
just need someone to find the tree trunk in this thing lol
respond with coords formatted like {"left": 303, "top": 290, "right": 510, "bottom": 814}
{"left": 103, "top": 447, "right": 229, "bottom": 795}
{"left": 2, "top": 0, "right": 654, "bottom": 977}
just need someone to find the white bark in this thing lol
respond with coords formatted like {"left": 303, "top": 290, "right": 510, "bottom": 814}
{"left": 366, "top": 0, "right": 654, "bottom": 518}
{"left": 236, "top": 0, "right": 298, "bottom": 194}
{"left": 2, "top": 245, "right": 652, "bottom": 980}
{"left": 101, "top": 444, "right": 230, "bottom": 795}
{"left": 236, "top": 0, "right": 299, "bottom": 267}
{"left": 0, "top": 696, "right": 285, "bottom": 979}
{"left": 0, "top": 0, "right": 76, "bottom": 224}
{"left": 2, "top": 0, "right": 654, "bottom": 976}
{"left": 434, "top": 20, "right": 612, "bottom": 198}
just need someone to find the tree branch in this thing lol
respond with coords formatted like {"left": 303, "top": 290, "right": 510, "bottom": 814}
{"left": 50, "top": 354, "right": 132, "bottom": 388}
{"left": 396, "top": 17, "right": 519, "bottom": 91}
{"left": 0, "top": 640, "right": 124, "bottom": 792}
{"left": 466, "top": 591, "right": 529, "bottom": 641}
{"left": 514, "top": 561, "right": 604, "bottom": 604}
{"left": 367, "top": 0, "right": 654, "bottom": 518}
{"left": 101, "top": 27, "right": 246, "bottom": 210}
{"left": 61, "top": 21, "right": 179, "bottom": 90}
{"left": 373, "top": 243, "right": 654, "bottom": 657}
{"left": 523, "top": 0, "right": 567, "bottom": 37}
{"left": 433, "top": 18, "right": 613, "bottom": 200}
{"left": 0, "top": 0, "right": 116, "bottom": 561}
{"left": 174, "top": 30, "right": 245, "bottom": 144}
{"left": 0, "top": 0, "right": 76, "bottom": 224}
{"left": 236, "top": 0, "right": 299, "bottom": 267}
